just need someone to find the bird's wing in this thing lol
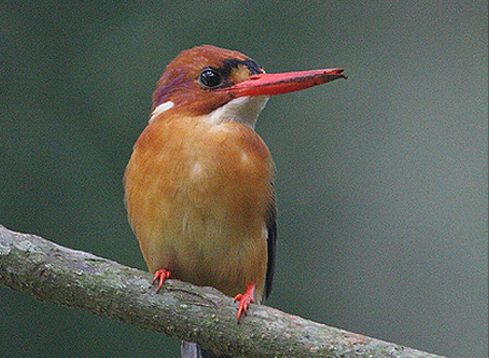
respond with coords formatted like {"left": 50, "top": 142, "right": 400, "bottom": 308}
{"left": 263, "top": 185, "right": 277, "bottom": 301}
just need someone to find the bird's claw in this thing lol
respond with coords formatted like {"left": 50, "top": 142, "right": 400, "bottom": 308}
{"left": 152, "top": 269, "right": 171, "bottom": 292}
{"left": 234, "top": 284, "right": 256, "bottom": 322}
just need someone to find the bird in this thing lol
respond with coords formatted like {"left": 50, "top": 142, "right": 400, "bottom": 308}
{"left": 124, "top": 45, "right": 346, "bottom": 358}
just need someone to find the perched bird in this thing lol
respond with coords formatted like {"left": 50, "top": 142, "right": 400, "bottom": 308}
{"left": 124, "top": 45, "right": 345, "bottom": 357}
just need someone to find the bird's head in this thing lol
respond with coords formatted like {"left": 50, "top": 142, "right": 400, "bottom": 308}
{"left": 151, "top": 45, "right": 346, "bottom": 127}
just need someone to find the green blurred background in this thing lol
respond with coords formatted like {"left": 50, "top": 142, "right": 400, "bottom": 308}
{"left": 1, "top": 1, "right": 487, "bottom": 357}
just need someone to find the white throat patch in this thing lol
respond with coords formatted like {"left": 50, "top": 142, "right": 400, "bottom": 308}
{"left": 204, "top": 96, "right": 269, "bottom": 129}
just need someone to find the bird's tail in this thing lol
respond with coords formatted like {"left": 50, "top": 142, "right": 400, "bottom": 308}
{"left": 181, "top": 341, "right": 235, "bottom": 358}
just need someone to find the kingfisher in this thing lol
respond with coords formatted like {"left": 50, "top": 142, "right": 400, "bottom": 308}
{"left": 124, "top": 45, "right": 346, "bottom": 357}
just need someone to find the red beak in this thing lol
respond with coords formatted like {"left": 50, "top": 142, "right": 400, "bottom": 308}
{"left": 223, "top": 68, "right": 346, "bottom": 97}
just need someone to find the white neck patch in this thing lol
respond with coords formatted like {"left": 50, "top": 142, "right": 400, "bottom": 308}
{"left": 204, "top": 96, "right": 269, "bottom": 129}
{"left": 149, "top": 101, "right": 175, "bottom": 122}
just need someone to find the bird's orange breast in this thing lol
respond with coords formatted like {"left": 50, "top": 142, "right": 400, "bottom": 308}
{"left": 124, "top": 114, "right": 274, "bottom": 299}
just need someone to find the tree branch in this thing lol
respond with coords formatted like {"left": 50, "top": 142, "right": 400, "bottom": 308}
{"left": 0, "top": 225, "right": 445, "bottom": 358}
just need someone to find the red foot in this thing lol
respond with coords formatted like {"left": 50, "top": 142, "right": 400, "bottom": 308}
{"left": 152, "top": 269, "right": 171, "bottom": 292}
{"left": 234, "top": 283, "right": 256, "bottom": 322}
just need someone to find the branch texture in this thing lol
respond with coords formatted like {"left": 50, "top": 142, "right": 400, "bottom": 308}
{"left": 0, "top": 225, "right": 446, "bottom": 358}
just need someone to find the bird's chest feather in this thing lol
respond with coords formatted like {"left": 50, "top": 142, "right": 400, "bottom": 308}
{"left": 125, "top": 118, "right": 273, "bottom": 295}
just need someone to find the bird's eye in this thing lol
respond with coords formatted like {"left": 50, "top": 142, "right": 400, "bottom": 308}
{"left": 199, "top": 69, "right": 223, "bottom": 88}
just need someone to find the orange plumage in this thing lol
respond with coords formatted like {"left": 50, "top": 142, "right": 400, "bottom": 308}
{"left": 125, "top": 111, "right": 274, "bottom": 300}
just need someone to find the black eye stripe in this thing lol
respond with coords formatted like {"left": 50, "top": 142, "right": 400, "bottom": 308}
{"left": 222, "top": 58, "right": 264, "bottom": 75}
{"left": 199, "top": 58, "right": 264, "bottom": 90}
